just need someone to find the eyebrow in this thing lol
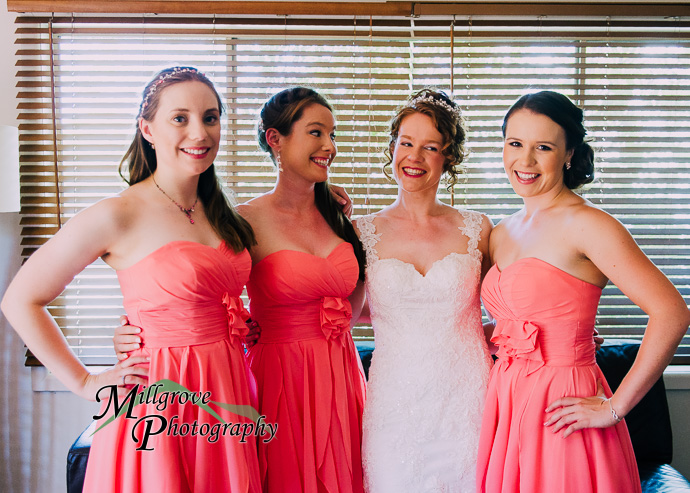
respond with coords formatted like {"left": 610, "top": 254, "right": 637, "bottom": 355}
{"left": 169, "top": 107, "right": 219, "bottom": 113}
{"left": 506, "top": 136, "right": 560, "bottom": 147}
{"left": 399, "top": 134, "right": 442, "bottom": 145}
{"left": 307, "top": 121, "right": 336, "bottom": 130}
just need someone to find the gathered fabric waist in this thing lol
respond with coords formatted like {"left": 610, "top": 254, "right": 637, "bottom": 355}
{"left": 491, "top": 318, "right": 597, "bottom": 375}
{"left": 138, "top": 324, "right": 230, "bottom": 349}
{"left": 251, "top": 296, "right": 352, "bottom": 344}
{"left": 127, "top": 294, "right": 250, "bottom": 349}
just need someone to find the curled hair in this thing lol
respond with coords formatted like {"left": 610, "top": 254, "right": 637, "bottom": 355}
{"left": 119, "top": 66, "right": 255, "bottom": 252}
{"left": 384, "top": 88, "right": 467, "bottom": 191}
{"left": 257, "top": 87, "right": 366, "bottom": 280}
{"left": 503, "top": 90, "right": 595, "bottom": 189}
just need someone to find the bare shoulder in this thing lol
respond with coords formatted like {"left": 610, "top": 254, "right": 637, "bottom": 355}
{"left": 235, "top": 193, "right": 272, "bottom": 223}
{"left": 22, "top": 191, "right": 137, "bottom": 277}
{"left": 565, "top": 200, "right": 635, "bottom": 257}
{"left": 569, "top": 200, "right": 627, "bottom": 236}
{"left": 488, "top": 213, "right": 514, "bottom": 252}
{"left": 68, "top": 192, "right": 137, "bottom": 237}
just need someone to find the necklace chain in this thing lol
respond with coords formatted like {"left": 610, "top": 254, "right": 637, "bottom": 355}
{"left": 151, "top": 175, "right": 198, "bottom": 224}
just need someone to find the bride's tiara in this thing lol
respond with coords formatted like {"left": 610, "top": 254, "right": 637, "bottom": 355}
{"left": 406, "top": 94, "right": 462, "bottom": 120}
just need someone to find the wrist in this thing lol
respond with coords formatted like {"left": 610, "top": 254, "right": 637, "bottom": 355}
{"left": 605, "top": 397, "right": 623, "bottom": 423}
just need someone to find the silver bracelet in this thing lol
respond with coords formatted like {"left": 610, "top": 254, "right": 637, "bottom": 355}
{"left": 606, "top": 398, "right": 622, "bottom": 423}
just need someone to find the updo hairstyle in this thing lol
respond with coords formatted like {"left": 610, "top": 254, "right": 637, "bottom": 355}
{"left": 502, "top": 90, "right": 595, "bottom": 189}
{"left": 384, "top": 88, "right": 467, "bottom": 191}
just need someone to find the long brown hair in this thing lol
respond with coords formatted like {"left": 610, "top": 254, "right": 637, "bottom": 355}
{"left": 257, "top": 87, "right": 366, "bottom": 280}
{"left": 119, "top": 66, "right": 255, "bottom": 252}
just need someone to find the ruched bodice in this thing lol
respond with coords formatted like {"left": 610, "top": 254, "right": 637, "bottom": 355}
{"left": 246, "top": 242, "right": 366, "bottom": 492}
{"left": 117, "top": 241, "right": 251, "bottom": 348}
{"left": 246, "top": 242, "right": 358, "bottom": 343}
{"left": 482, "top": 257, "right": 602, "bottom": 370}
{"left": 477, "top": 257, "right": 641, "bottom": 493}
{"left": 84, "top": 240, "right": 260, "bottom": 493}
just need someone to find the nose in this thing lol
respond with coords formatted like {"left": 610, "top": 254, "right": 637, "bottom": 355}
{"left": 517, "top": 147, "right": 536, "bottom": 167}
{"left": 188, "top": 117, "right": 210, "bottom": 141}
{"left": 322, "top": 135, "right": 336, "bottom": 155}
{"left": 406, "top": 146, "right": 422, "bottom": 163}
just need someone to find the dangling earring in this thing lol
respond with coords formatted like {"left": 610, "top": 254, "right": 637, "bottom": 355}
{"left": 565, "top": 161, "right": 571, "bottom": 170}
{"left": 276, "top": 153, "right": 284, "bottom": 172}
{"left": 150, "top": 141, "right": 155, "bottom": 150}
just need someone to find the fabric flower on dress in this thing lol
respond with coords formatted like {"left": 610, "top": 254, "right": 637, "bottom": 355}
{"left": 222, "top": 292, "right": 251, "bottom": 347}
{"left": 492, "top": 320, "right": 544, "bottom": 374}
{"left": 319, "top": 296, "right": 352, "bottom": 342}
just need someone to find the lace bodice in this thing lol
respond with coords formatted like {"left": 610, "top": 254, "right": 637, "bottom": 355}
{"left": 358, "top": 210, "right": 492, "bottom": 492}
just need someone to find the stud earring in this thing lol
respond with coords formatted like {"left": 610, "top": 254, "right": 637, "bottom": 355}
{"left": 150, "top": 141, "right": 155, "bottom": 150}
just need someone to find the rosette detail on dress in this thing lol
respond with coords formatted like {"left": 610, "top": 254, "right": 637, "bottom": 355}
{"left": 492, "top": 319, "right": 544, "bottom": 374}
{"left": 222, "top": 292, "right": 251, "bottom": 347}
{"left": 319, "top": 296, "right": 352, "bottom": 343}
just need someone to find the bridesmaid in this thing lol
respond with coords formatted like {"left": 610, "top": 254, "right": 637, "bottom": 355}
{"left": 2, "top": 67, "right": 261, "bottom": 492}
{"left": 477, "top": 90, "right": 690, "bottom": 493}
{"left": 240, "top": 87, "right": 366, "bottom": 492}
{"left": 115, "top": 87, "right": 366, "bottom": 491}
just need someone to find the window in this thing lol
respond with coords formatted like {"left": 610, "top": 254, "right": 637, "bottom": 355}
{"left": 14, "top": 13, "right": 690, "bottom": 364}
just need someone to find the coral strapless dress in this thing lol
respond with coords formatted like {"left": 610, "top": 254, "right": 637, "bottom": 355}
{"left": 246, "top": 242, "right": 366, "bottom": 492}
{"left": 82, "top": 241, "right": 261, "bottom": 493}
{"left": 477, "top": 258, "right": 641, "bottom": 493}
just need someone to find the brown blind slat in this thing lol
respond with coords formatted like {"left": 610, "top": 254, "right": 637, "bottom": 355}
{"left": 15, "top": 13, "right": 690, "bottom": 365}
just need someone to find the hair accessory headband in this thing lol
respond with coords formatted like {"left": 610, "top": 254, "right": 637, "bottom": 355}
{"left": 141, "top": 67, "right": 204, "bottom": 110}
{"left": 407, "top": 94, "right": 462, "bottom": 120}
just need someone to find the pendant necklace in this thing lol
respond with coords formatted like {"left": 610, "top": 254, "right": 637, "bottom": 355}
{"left": 151, "top": 175, "right": 198, "bottom": 224}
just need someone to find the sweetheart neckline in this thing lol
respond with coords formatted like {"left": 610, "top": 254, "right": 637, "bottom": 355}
{"left": 373, "top": 250, "right": 477, "bottom": 278}
{"left": 254, "top": 241, "right": 352, "bottom": 267}
{"left": 492, "top": 257, "right": 604, "bottom": 289}
{"left": 116, "top": 240, "right": 230, "bottom": 273}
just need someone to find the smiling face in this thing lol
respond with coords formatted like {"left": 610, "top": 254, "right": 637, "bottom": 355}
{"left": 139, "top": 80, "right": 221, "bottom": 177}
{"left": 502, "top": 109, "right": 574, "bottom": 199}
{"left": 391, "top": 112, "right": 447, "bottom": 194}
{"left": 277, "top": 103, "right": 336, "bottom": 183}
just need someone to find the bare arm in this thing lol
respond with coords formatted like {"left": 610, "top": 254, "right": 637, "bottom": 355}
{"left": 480, "top": 213, "right": 497, "bottom": 353}
{"left": 546, "top": 208, "right": 690, "bottom": 436}
{"left": 584, "top": 212, "right": 689, "bottom": 415}
{"left": 477, "top": 213, "right": 494, "bottom": 281}
{"left": 350, "top": 217, "right": 371, "bottom": 326}
{"left": 1, "top": 198, "right": 148, "bottom": 400}
{"left": 349, "top": 280, "right": 369, "bottom": 327}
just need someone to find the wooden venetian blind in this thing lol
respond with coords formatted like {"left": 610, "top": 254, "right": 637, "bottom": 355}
{"left": 14, "top": 13, "right": 690, "bottom": 364}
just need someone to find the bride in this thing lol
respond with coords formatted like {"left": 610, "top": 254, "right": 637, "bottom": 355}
{"left": 352, "top": 89, "right": 493, "bottom": 492}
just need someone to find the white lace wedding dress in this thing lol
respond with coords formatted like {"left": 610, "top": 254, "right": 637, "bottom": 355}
{"left": 358, "top": 210, "right": 492, "bottom": 493}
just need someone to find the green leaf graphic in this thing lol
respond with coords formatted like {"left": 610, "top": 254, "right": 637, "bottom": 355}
{"left": 91, "top": 379, "right": 259, "bottom": 435}
{"left": 210, "top": 401, "right": 260, "bottom": 422}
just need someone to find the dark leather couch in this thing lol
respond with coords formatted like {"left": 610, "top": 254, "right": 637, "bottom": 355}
{"left": 67, "top": 341, "right": 690, "bottom": 492}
